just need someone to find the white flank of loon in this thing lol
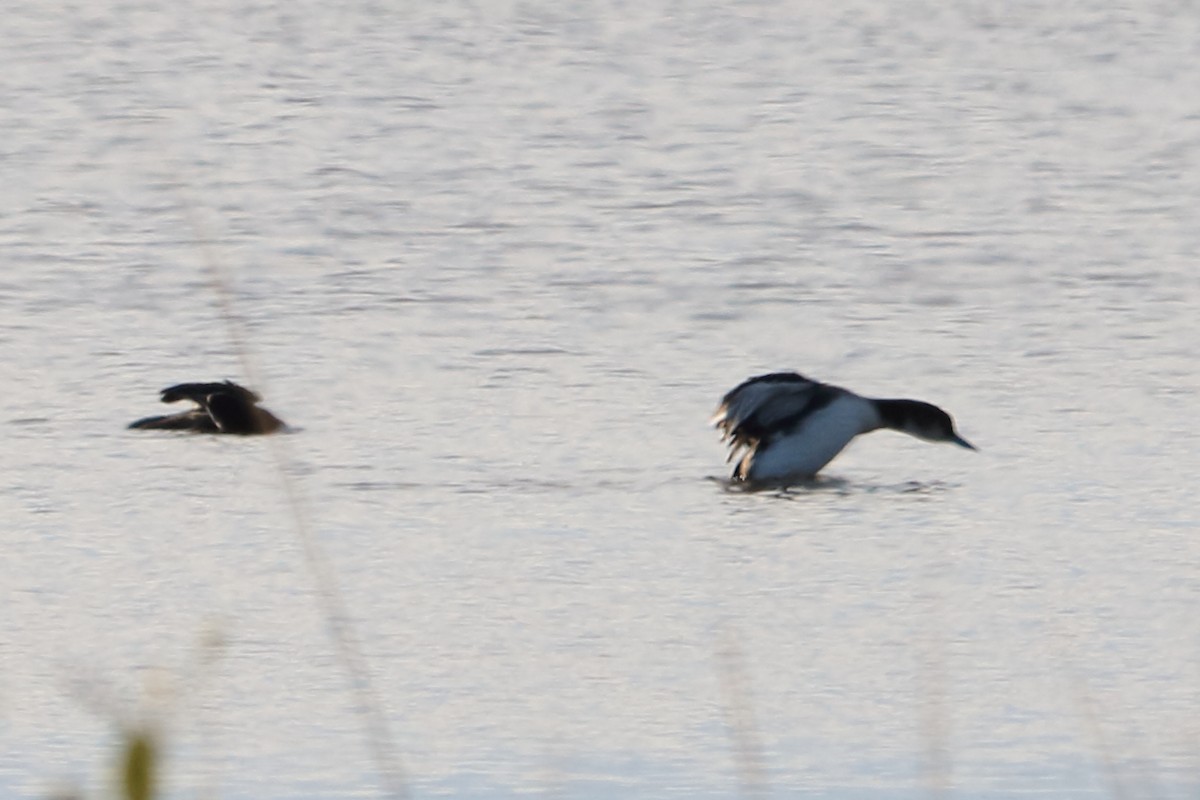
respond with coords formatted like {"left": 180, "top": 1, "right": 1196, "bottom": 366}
{"left": 712, "top": 371, "right": 975, "bottom": 484}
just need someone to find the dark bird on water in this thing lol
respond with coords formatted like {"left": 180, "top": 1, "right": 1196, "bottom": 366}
{"left": 713, "top": 371, "right": 975, "bottom": 485}
{"left": 128, "top": 380, "right": 285, "bottom": 435}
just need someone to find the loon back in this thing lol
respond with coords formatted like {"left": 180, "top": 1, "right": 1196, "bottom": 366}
{"left": 205, "top": 390, "right": 284, "bottom": 434}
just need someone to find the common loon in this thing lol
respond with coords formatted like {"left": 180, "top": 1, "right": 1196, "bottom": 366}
{"left": 128, "top": 380, "right": 285, "bottom": 435}
{"left": 713, "top": 372, "right": 974, "bottom": 484}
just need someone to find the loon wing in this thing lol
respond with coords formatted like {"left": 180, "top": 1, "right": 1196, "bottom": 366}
{"left": 713, "top": 372, "right": 846, "bottom": 477}
{"left": 127, "top": 409, "right": 219, "bottom": 432}
{"left": 713, "top": 373, "right": 822, "bottom": 442}
{"left": 159, "top": 380, "right": 261, "bottom": 406}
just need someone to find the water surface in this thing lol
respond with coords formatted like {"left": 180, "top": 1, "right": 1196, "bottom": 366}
{"left": 2, "top": 1, "right": 1199, "bottom": 798}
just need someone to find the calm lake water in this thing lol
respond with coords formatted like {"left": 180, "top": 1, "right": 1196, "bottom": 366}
{"left": 3, "top": 1, "right": 1199, "bottom": 798}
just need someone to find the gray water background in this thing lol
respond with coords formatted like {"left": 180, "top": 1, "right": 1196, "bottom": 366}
{"left": 2, "top": 1, "right": 1199, "bottom": 798}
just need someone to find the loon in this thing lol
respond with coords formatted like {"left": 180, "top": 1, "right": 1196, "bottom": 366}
{"left": 128, "top": 380, "right": 285, "bottom": 435}
{"left": 713, "top": 372, "right": 974, "bottom": 484}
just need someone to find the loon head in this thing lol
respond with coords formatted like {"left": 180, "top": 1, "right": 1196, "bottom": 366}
{"left": 893, "top": 400, "right": 975, "bottom": 450}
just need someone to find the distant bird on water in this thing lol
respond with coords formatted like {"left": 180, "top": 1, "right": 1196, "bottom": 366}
{"left": 128, "top": 380, "right": 285, "bottom": 435}
{"left": 713, "top": 372, "right": 974, "bottom": 484}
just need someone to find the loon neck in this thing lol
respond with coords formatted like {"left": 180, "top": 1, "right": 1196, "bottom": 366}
{"left": 873, "top": 398, "right": 922, "bottom": 432}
